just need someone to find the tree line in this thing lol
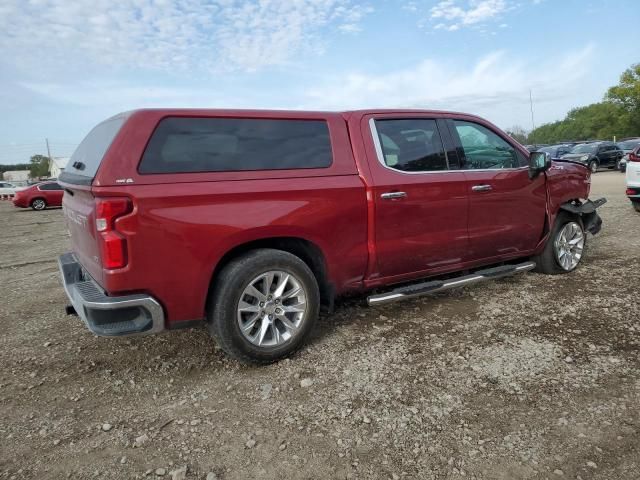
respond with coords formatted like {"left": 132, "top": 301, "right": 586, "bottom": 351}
{"left": 0, "top": 155, "right": 51, "bottom": 180}
{"left": 508, "top": 63, "right": 640, "bottom": 145}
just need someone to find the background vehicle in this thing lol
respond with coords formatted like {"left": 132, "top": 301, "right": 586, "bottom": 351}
{"left": 524, "top": 144, "right": 549, "bottom": 152}
{"left": 0, "top": 182, "right": 20, "bottom": 196}
{"left": 626, "top": 145, "right": 640, "bottom": 212}
{"left": 617, "top": 138, "right": 640, "bottom": 173}
{"left": 58, "top": 109, "right": 604, "bottom": 363}
{"left": 12, "top": 181, "right": 64, "bottom": 210}
{"left": 561, "top": 141, "right": 623, "bottom": 172}
{"left": 536, "top": 144, "right": 573, "bottom": 160}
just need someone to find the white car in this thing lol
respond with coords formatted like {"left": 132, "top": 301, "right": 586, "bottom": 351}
{"left": 0, "top": 182, "right": 20, "bottom": 196}
{"left": 626, "top": 146, "right": 640, "bottom": 212}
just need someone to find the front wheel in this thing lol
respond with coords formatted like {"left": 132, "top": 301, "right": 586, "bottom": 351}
{"left": 589, "top": 160, "right": 598, "bottom": 173}
{"left": 31, "top": 198, "right": 47, "bottom": 211}
{"left": 533, "top": 213, "right": 586, "bottom": 274}
{"left": 207, "top": 249, "right": 320, "bottom": 364}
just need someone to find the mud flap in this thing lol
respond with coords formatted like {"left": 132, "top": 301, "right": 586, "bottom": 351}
{"left": 560, "top": 198, "right": 606, "bottom": 235}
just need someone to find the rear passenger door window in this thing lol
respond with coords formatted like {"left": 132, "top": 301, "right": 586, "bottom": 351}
{"left": 39, "top": 183, "right": 62, "bottom": 191}
{"left": 452, "top": 120, "right": 522, "bottom": 169}
{"left": 374, "top": 119, "right": 449, "bottom": 172}
{"left": 139, "top": 117, "right": 333, "bottom": 174}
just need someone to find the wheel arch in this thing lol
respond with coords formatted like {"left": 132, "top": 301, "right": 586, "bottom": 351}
{"left": 206, "top": 236, "right": 334, "bottom": 316}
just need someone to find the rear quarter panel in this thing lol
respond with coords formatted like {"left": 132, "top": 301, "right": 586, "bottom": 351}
{"left": 96, "top": 177, "right": 368, "bottom": 323}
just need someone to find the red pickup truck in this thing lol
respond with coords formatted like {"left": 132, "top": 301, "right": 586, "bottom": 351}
{"left": 58, "top": 109, "right": 605, "bottom": 363}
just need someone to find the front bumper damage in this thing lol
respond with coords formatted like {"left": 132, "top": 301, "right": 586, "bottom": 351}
{"left": 560, "top": 198, "right": 607, "bottom": 235}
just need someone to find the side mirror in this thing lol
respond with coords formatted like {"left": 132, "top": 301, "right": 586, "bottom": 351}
{"left": 528, "top": 151, "right": 551, "bottom": 179}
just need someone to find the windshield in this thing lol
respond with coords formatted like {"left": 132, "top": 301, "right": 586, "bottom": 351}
{"left": 570, "top": 143, "right": 597, "bottom": 154}
{"left": 619, "top": 140, "right": 640, "bottom": 150}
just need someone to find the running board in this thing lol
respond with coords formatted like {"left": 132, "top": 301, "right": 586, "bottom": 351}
{"left": 367, "top": 261, "right": 536, "bottom": 306}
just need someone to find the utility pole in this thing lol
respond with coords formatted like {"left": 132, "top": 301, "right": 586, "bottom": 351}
{"left": 529, "top": 89, "right": 536, "bottom": 145}
{"left": 46, "top": 138, "right": 53, "bottom": 177}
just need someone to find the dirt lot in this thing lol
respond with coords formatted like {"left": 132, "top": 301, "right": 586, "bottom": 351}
{"left": 1, "top": 171, "right": 639, "bottom": 480}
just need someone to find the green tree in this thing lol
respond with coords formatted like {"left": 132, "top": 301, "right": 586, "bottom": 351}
{"left": 606, "top": 63, "right": 640, "bottom": 133}
{"left": 528, "top": 62, "right": 640, "bottom": 144}
{"left": 506, "top": 125, "right": 529, "bottom": 144}
{"left": 29, "top": 154, "right": 50, "bottom": 178}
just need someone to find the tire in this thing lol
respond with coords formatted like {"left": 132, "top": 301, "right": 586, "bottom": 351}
{"left": 589, "top": 160, "right": 598, "bottom": 173}
{"left": 633, "top": 201, "right": 640, "bottom": 213}
{"left": 533, "top": 212, "right": 586, "bottom": 275}
{"left": 207, "top": 249, "right": 320, "bottom": 364}
{"left": 31, "top": 198, "right": 47, "bottom": 211}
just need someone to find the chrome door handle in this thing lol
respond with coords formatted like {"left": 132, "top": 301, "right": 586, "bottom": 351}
{"left": 380, "top": 191, "right": 407, "bottom": 200}
{"left": 471, "top": 184, "right": 492, "bottom": 192}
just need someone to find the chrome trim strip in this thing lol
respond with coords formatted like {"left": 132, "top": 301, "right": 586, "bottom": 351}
{"left": 367, "top": 118, "right": 529, "bottom": 175}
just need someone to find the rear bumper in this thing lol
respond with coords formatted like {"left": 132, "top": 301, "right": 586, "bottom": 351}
{"left": 58, "top": 252, "right": 165, "bottom": 336}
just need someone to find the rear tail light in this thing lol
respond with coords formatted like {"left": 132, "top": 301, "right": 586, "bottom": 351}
{"left": 627, "top": 188, "right": 638, "bottom": 196}
{"left": 629, "top": 151, "right": 640, "bottom": 162}
{"left": 95, "top": 197, "right": 132, "bottom": 269}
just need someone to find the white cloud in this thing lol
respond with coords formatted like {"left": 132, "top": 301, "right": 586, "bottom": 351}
{"left": 430, "top": 0, "right": 509, "bottom": 29}
{"left": 301, "top": 45, "right": 596, "bottom": 128}
{"left": 0, "top": 0, "right": 372, "bottom": 74}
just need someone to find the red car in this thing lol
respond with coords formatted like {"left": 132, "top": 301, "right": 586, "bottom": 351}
{"left": 13, "top": 181, "right": 64, "bottom": 210}
{"left": 58, "top": 109, "right": 605, "bottom": 363}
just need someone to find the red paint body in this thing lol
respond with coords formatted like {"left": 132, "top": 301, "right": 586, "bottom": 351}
{"left": 59, "top": 109, "right": 591, "bottom": 327}
{"left": 13, "top": 181, "right": 64, "bottom": 209}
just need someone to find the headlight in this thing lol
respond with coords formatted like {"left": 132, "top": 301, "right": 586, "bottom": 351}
{"left": 580, "top": 155, "right": 590, "bottom": 161}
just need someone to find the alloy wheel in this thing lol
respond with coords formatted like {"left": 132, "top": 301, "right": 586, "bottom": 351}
{"left": 237, "top": 270, "right": 307, "bottom": 348}
{"left": 554, "top": 222, "right": 585, "bottom": 271}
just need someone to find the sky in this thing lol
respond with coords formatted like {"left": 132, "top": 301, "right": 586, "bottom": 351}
{"left": 1, "top": 0, "right": 639, "bottom": 164}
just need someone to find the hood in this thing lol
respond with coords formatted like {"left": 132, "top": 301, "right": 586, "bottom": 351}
{"left": 561, "top": 153, "right": 591, "bottom": 161}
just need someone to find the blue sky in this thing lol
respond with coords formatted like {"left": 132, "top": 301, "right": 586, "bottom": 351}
{"left": 1, "top": 0, "right": 639, "bottom": 164}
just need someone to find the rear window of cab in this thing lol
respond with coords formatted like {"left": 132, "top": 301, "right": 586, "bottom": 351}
{"left": 138, "top": 117, "right": 333, "bottom": 174}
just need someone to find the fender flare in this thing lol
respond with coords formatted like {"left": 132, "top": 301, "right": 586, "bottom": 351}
{"left": 559, "top": 198, "right": 607, "bottom": 235}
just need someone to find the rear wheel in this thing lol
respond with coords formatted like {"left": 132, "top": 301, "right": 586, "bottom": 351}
{"left": 589, "top": 160, "right": 598, "bottom": 173}
{"left": 207, "top": 249, "right": 320, "bottom": 364}
{"left": 533, "top": 213, "right": 585, "bottom": 274}
{"left": 31, "top": 198, "right": 47, "bottom": 211}
{"left": 633, "top": 201, "right": 640, "bottom": 213}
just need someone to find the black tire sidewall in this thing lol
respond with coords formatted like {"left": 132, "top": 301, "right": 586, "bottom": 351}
{"left": 208, "top": 249, "right": 320, "bottom": 363}
{"left": 589, "top": 160, "right": 598, "bottom": 173}
{"left": 535, "top": 212, "right": 585, "bottom": 275}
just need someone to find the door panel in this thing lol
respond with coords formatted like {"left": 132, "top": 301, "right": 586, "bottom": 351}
{"left": 448, "top": 119, "right": 547, "bottom": 261}
{"left": 465, "top": 169, "right": 547, "bottom": 259}
{"left": 364, "top": 116, "right": 469, "bottom": 278}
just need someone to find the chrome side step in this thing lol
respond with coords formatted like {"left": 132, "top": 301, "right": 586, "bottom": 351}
{"left": 367, "top": 261, "right": 536, "bottom": 306}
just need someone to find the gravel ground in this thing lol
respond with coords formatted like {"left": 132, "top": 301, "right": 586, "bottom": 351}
{"left": 1, "top": 171, "right": 639, "bottom": 480}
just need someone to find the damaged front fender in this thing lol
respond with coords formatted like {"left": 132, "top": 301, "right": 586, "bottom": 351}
{"left": 560, "top": 198, "right": 607, "bottom": 235}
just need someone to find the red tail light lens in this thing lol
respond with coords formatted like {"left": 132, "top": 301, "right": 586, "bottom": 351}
{"left": 627, "top": 188, "right": 638, "bottom": 196}
{"left": 95, "top": 197, "right": 132, "bottom": 269}
{"left": 629, "top": 152, "right": 640, "bottom": 162}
